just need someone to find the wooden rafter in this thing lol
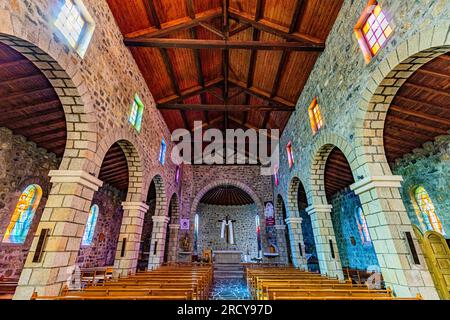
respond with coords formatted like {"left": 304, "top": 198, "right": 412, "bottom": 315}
{"left": 144, "top": 0, "right": 162, "bottom": 29}
{"left": 125, "top": 8, "right": 222, "bottom": 38}
{"left": 157, "top": 104, "right": 294, "bottom": 112}
{"left": 228, "top": 8, "right": 324, "bottom": 46}
{"left": 124, "top": 38, "right": 325, "bottom": 51}
{"left": 157, "top": 77, "right": 223, "bottom": 104}
{"left": 389, "top": 105, "right": 450, "bottom": 126}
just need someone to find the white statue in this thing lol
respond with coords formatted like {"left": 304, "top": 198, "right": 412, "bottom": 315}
{"left": 220, "top": 215, "right": 236, "bottom": 245}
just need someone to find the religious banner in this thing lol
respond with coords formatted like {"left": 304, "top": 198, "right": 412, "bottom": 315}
{"left": 180, "top": 218, "right": 190, "bottom": 230}
{"left": 264, "top": 201, "right": 275, "bottom": 226}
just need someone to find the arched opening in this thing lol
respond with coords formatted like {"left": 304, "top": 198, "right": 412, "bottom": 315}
{"left": 383, "top": 53, "right": 450, "bottom": 242}
{"left": 297, "top": 183, "right": 319, "bottom": 273}
{"left": 196, "top": 185, "right": 262, "bottom": 263}
{"left": 0, "top": 42, "right": 66, "bottom": 281}
{"left": 76, "top": 142, "right": 128, "bottom": 268}
{"left": 163, "top": 193, "right": 179, "bottom": 264}
{"left": 137, "top": 175, "right": 166, "bottom": 271}
{"left": 276, "top": 195, "right": 292, "bottom": 265}
{"left": 325, "top": 147, "right": 379, "bottom": 281}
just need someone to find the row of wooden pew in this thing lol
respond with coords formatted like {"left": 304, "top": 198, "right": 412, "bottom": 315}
{"left": 0, "top": 278, "right": 18, "bottom": 300}
{"left": 32, "top": 264, "right": 213, "bottom": 300}
{"left": 246, "top": 267, "right": 422, "bottom": 300}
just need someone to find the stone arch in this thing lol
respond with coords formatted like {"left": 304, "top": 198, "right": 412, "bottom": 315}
{"left": 168, "top": 192, "right": 180, "bottom": 223}
{"left": 147, "top": 174, "right": 167, "bottom": 217}
{"left": 308, "top": 133, "right": 358, "bottom": 206}
{"left": 275, "top": 194, "right": 287, "bottom": 224}
{"left": 191, "top": 179, "right": 265, "bottom": 218}
{"left": 287, "top": 177, "right": 309, "bottom": 219}
{"left": 0, "top": 32, "right": 96, "bottom": 173}
{"left": 355, "top": 23, "right": 450, "bottom": 178}
{"left": 95, "top": 132, "right": 145, "bottom": 203}
{"left": 165, "top": 192, "right": 180, "bottom": 263}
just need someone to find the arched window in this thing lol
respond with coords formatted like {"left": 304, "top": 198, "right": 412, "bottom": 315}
{"left": 286, "top": 141, "right": 294, "bottom": 168}
{"left": 82, "top": 204, "right": 99, "bottom": 246}
{"left": 3, "top": 184, "right": 43, "bottom": 244}
{"left": 413, "top": 186, "right": 446, "bottom": 235}
{"left": 355, "top": 206, "right": 371, "bottom": 244}
{"left": 256, "top": 215, "right": 262, "bottom": 256}
{"left": 308, "top": 97, "right": 323, "bottom": 135}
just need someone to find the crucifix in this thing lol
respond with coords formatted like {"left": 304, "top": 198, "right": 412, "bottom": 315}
{"left": 219, "top": 215, "right": 236, "bottom": 245}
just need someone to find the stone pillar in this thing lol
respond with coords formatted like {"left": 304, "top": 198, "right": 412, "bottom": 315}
{"left": 285, "top": 218, "right": 307, "bottom": 269}
{"left": 167, "top": 224, "right": 180, "bottom": 263}
{"left": 274, "top": 224, "right": 289, "bottom": 265}
{"left": 13, "top": 170, "right": 103, "bottom": 300}
{"left": 306, "top": 205, "right": 344, "bottom": 280}
{"left": 148, "top": 215, "right": 170, "bottom": 270}
{"left": 351, "top": 176, "right": 439, "bottom": 299}
{"left": 114, "top": 202, "right": 149, "bottom": 277}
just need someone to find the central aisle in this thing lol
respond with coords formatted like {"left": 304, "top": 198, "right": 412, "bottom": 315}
{"left": 209, "top": 279, "right": 251, "bottom": 300}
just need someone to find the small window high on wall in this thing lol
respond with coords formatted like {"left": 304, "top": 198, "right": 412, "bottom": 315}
{"left": 54, "top": 0, "right": 95, "bottom": 58}
{"left": 3, "top": 184, "right": 42, "bottom": 244}
{"left": 308, "top": 97, "right": 323, "bottom": 135}
{"left": 413, "top": 186, "right": 446, "bottom": 236}
{"left": 159, "top": 139, "right": 167, "bottom": 165}
{"left": 82, "top": 204, "right": 99, "bottom": 246}
{"left": 355, "top": 1, "right": 393, "bottom": 63}
{"left": 274, "top": 165, "right": 280, "bottom": 187}
{"left": 286, "top": 141, "right": 294, "bottom": 168}
{"left": 129, "top": 94, "right": 145, "bottom": 132}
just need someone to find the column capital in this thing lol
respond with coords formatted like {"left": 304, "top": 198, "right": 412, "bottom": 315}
{"left": 285, "top": 217, "right": 303, "bottom": 225}
{"left": 49, "top": 170, "right": 103, "bottom": 191}
{"left": 152, "top": 215, "right": 170, "bottom": 224}
{"left": 121, "top": 202, "right": 150, "bottom": 212}
{"left": 274, "top": 224, "right": 287, "bottom": 230}
{"left": 169, "top": 224, "right": 180, "bottom": 229}
{"left": 306, "top": 205, "right": 333, "bottom": 216}
{"left": 350, "top": 175, "right": 403, "bottom": 195}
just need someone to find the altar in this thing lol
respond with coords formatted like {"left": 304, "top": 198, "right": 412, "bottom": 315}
{"left": 214, "top": 250, "right": 243, "bottom": 264}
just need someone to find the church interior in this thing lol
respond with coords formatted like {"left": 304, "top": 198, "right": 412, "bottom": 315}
{"left": 0, "top": 0, "right": 449, "bottom": 301}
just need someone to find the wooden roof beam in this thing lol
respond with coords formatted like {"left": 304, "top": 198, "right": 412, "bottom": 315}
{"left": 125, "top": 8, "right": 222, "bottom": 38}
{"left": 157, "top": 77, "right": 223, "bottom": 104}
{"left": 124, "top": 38, "right": 325, "bottom": 51}
{"left": 228, "top": 9, "right": 325, "bottom": 47}
{"left": 157, "top": 104, "right": 295, "bottom": 112}
{"left": 389, "top": 105, "right": 450, "bottom": 126}
{"left": 145, "top": 0, "right": 162, "bottom": 29}
{"left": 229, "top": 78, "right": 296, "bottom": 109}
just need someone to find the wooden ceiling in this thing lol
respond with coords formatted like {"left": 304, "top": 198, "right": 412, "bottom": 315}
{"left": 98, "top": 143, "right": 129, "bottom": 192}
{"left": 107, "top": 0, "right": 343, "bottom": 134}
{"left": 0, "top": 42, "right": 66, "bottom": 157}
{"left": 324, "top": 148, "right": 354, "bottom": 201}
{"left": 384, "top": 53, "right": 450, "bottom": 164}
{"left": 200, "top": 185, "right": 254, "bottom": 205}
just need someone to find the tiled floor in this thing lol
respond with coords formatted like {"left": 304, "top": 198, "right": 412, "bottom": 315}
{"left": 209, "top": 279, "right": 252, "bottom": 300}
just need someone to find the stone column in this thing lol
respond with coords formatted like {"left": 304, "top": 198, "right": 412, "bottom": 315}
{"left": 167, "top": 224, "right": 180, "bottom": 263}
{"left": 13, "top": 170, "right": 103, "bottom": 300}
{"left": 285, "top": 218, "right": 307, "bottom": 269}
{"left": 351, "top": 176, "right": 439, "bottom": 299}
{"left": 114, "top": 202, "right": 149, "bottom": 277}
{"left": 274, "top": 224, "right": 289, "bottom": 265}
{"left": 306, "top": 205, "right": 344, "bottom": 280}
{"left": 148, "top": 215, "right": 170, "bottom": 270}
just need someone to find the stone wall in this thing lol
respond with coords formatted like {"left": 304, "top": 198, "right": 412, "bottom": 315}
{"left": 137, "top": 200, "right": 155, "bottom": 270}
{"left": 330, "top": 189, "right": 379, "bottom": 270}
{"left": 0, "top": 128, "right": 59, "bottom": 279}
{"left": 76, "top": 185, "right": 125, "bottom": 268}
{"left": 300, "top": 209, "right": 319, "bottom": 272}
{"left": 393, "top": 135, "right": 450, "bottom": 236}
{"left": 197, "top": 204, "right": 259, "bottom": 260}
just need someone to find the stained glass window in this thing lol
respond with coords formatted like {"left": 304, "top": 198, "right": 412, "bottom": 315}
{"left": 308, "top": 98, "right": 323, "bottom": 135}
{"left": 82, "top": 204, "right": 99, "bottom": 246}
{"left": 3, "top": 185, "right": 42, "bottom": 244}
{"left": 355, "top": 206, "right": 372, "bottom": 244}
{"left": 274, "top": 165, "right": 279, "bottom": 187}
{"left": 175, "top": 166, "right": 181, "bottom": 184}
{"left": 361, "top": 3, "right": 392, "bottom": 57}
{"left": 129, "top": 94, "right": 144, "bottom": 132}
{"left": 55, "top": 0, "right": 86, "bottom": 48}
{"left": 414, "top": 186, "right": 446, "bottom": 235}
{"left": 159, "top": 139, "right": 167, "bottom": 165}
{"left": 194, "top": 214, "right": 199, "bottom": 254}
{"left": 286, "top": 141, "right": 294, "bottom": 168}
